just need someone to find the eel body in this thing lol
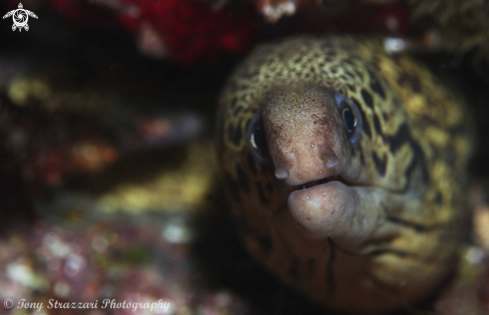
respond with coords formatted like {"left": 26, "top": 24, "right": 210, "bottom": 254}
{"left": 216, "top": 36, "right": 473, "bottom": 314}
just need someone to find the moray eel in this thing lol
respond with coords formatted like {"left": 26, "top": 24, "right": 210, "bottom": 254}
{"left": 216, "top": 36, "right": 473, "bottom": 314}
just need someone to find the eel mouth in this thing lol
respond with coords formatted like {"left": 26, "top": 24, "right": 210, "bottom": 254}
{"left": 289, "top": 175, "right": 349, "bottom": 206}
{"left": 291, "top": 175, "right": 341, "bottom": 192}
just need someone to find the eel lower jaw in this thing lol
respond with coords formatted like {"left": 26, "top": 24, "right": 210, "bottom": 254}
{"left": 281, "top": 179, "right": 407, "bottom": 251}
{"left": 286, "top": 179, "right": 358, "bottom": 241}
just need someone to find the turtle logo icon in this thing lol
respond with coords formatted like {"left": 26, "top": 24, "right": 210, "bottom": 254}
{"left": 3, "top": 3, "right": 38, "bottom": 32}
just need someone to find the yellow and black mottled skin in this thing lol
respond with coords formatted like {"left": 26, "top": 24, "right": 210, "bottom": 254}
{"left": 216, "top": 36, "right": 473, "bottom": 314}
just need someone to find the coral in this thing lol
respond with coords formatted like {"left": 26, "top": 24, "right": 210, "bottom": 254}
{"left": 255, "top": 0, "right": 300, "bottom": 22}
{"left": 35, "top": 0, "right": 489, "bottom": 65}
{"left": 86, "top": 0, "right": 253, "bottom": 64}
{"left": 407, "top": 0, "right": 489, "bottom": 64}
{"left": 0, "top": 58, "right": 205, "bottom": 189}
{"left": 98, "top": 142, "right": 217, "bottom": 214}
{"left": 45, "top": 0, "right": 414, "bottom": 64}
{"left": 0, "top": 220, "right": 251, "bottom": 315}
{"left": 408, "top": 0, "right": 485, "bottom": 27}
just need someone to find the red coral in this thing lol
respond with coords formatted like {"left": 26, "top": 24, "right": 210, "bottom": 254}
{"left": 47, "top": 0, "right": 412, "bottom": 65}
{"left": 96, "top": 0, "right": 253, "bottom": 64}
{"left": 50, "top": 0, "right": 83, "bottom": 20}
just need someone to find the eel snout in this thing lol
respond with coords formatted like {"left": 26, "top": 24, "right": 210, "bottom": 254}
{"left": 262, "top": 85, "right": 350, "bottom": 187}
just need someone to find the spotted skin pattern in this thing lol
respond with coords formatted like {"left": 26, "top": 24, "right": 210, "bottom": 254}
{"left": 216, "top": 37, "right": 473, "bottom": 314}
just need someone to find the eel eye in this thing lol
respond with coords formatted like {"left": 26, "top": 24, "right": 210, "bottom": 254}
{"left": 246, "top": 111, "right": 269, "bottom": 164}
{"left": 343, "top": 108, "right": 356, "bottom": 132}
{"left": 335, "top": 93, "right": 363, "bottom": 145}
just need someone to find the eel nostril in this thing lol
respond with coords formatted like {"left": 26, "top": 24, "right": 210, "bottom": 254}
{"left": 325, "top": 156, "right": 338, "bottom": 168}
{"left": 323, "top": 148, "right": 339, "bottom": 169}
{"left": 275, "top": 169, "right": 290, "bottom": 179}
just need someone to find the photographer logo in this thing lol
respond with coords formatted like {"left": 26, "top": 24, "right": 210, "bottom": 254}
{"left": 3, "top": 3, "right": 38, "bottom": 32}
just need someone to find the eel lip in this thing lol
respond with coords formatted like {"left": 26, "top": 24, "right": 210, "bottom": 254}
{"left": 289, "top": 179, "right": 343, "bottom": 202}
{"left": 287, "top": 180, "right": 353, "bottom": 240}
{"left": 291, "top": 175, "right": 340, "bottom": 193}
